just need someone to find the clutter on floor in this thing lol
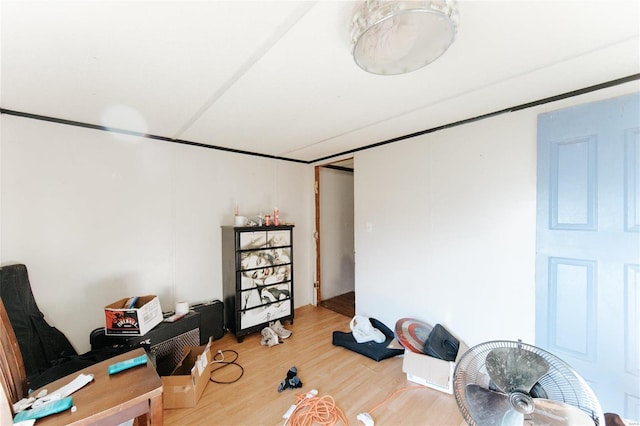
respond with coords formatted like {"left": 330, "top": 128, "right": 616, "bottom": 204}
{"left": 162, "top": 338, "right": 213, "bottom": 409}
{"left": 332, "top": 316, "right": 404, "bottom": 361}
{"left": 209, "top": 349, "right": 244, "bottom": 384}
{"left": 283, "top": 389, "right": 348, "bottom": 426}
{"left": 394, "top": 317, "right": 433, "bottom": 353}
{"left": 422, "top": 323, "right": 460, "bottom": 362}
{"left": 270, "top": 319, "right": 292, "bottom": 339}
{"left": 395, "top": 318, "right": 468, "bottom": 394}
{"left": 350, "top": 315, "right": 385, "bottom": 343}
{"left": 260, "top": 320, "right": 292, "bottom": 347}
{"left": 278, "top": 366, "right": 303, "bottom": 392}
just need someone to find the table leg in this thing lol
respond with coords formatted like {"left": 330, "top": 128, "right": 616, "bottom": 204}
{"left": 149, "top": 394, "right": 163, "bottom": 426}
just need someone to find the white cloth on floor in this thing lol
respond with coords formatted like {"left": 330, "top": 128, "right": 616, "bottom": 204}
{"left": 350, "top": 315, "right": 386, "bottom": 344}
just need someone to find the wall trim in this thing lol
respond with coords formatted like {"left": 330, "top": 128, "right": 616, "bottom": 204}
{"left": 2, "top": 73, "right": 638, "bottom": 165}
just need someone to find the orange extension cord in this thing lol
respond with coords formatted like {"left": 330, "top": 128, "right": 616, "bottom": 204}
{"left": 367, "top": 385, "right": 426, "bottom": 416}
{"left": 285, "top": 385, "right": 426, "bottom": 425}
{"left": 286, "top": 393, "right": 349, "bottom": 426}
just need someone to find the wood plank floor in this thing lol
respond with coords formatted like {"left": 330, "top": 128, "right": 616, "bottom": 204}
{"left": 319, "top": 291, "right": 355, "bottom": 318}
{"left": 163, "top": 305, "right": 464, "bottom": 425}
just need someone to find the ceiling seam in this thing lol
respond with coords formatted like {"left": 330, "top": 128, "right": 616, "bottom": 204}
{"left": 171, "top": 1, "right": 318, "bottom": 139}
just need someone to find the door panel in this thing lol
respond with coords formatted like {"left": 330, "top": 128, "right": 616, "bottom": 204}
{"left": 536, "top": 92, "right": 640, "bottom": 420}
{"left": 550, "top": 135, "right": 596, "bottom": 230}
{"left": 548, "top": 257, "right": 596, "bottom": 359}
{"left": 625, "top": 129, "right": 640, "bottom": 232}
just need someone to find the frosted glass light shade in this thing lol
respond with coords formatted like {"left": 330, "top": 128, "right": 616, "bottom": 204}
{"left": 352, "top": 0, "right": 459, "bottom": 75}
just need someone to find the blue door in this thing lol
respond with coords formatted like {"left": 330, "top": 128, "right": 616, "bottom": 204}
{"left": 536, "top": 92, "right": 640, "bottom": 420}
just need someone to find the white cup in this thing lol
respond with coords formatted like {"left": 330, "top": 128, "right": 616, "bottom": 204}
{"left": 234, "top": 215, "right": 247, "bottom": 226}
{"left": 175, "top": 301, "right": 189, "bottom": 316}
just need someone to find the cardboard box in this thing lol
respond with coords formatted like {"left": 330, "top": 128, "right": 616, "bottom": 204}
{"left": 104, "top": 295, "right": 163, "bottom": 336}
{"left": 402, "top": 339, "right": 469, "bottom": 394}
{"left": 162, "top": 339, "right": 213, "bottom": 409}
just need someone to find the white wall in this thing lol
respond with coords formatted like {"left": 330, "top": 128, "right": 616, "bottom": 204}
{"left": 353, "top": 82, "right": 640, "bottom": 348}
{"left": 0, "top": 116, "right": 315, "bottom": 353}
{"left": 319, "top": 166, "right": 354, "bottom": 300}
{"left": 1, "top": 82, "right": 637, "bottom": 356}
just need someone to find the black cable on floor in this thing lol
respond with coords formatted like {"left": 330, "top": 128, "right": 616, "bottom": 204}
{"left": 209, "top": 349, "right": 244, "bottom": 384}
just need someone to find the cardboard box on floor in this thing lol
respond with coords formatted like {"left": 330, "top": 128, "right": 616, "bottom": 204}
{"left": 104, "top": 295, "right": 163, "bottom": 336}
{"left": 162, "top": 338, "right": 213, "bottom": 409}
{"left": 402, "top": 335, "right": 469, "bottom": 394}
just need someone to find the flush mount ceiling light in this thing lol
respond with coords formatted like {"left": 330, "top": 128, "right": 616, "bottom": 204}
{"left": 351, "top": 0, "right": 459, "bottom": 75}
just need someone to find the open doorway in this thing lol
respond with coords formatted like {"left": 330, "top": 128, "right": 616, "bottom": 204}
{"left": 314, "top": 159, "right": 355, "bottom": 318}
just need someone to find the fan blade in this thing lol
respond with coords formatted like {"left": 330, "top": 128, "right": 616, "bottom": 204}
{"left": 465, "top": 384, "right": 524, "bottom": 426}
{"left": 529, "top": 398, "right": 595, "bottom": 426}
{"left": 486, "top": 347, "right": 549, "bottom": 393}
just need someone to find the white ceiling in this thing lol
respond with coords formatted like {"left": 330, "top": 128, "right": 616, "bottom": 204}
{"left": 1, "top": 1, "right": 639, "bottom": 164}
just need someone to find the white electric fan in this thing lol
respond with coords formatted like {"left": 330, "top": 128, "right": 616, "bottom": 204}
{"left": 453, "top": 340, "right": 604, "bottom": 425}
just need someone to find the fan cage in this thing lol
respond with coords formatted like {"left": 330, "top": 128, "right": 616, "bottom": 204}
{"left": 453, "top": 340, "right": 604, "bottom": 426}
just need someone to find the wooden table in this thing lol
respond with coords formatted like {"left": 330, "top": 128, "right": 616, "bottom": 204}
{"left": 34, "top": 347, "right": 163, "bottom": 425}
